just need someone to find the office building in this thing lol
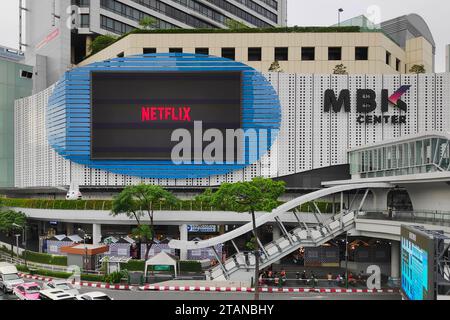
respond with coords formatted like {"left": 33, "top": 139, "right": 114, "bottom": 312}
{"left": 0, "top": 46, "right": 33, "bottom": 187}
{"left": 23, "top": 0, "right": 287, "bottom": 90}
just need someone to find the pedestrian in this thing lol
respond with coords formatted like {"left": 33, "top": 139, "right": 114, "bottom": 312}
{"left": 274, "top": 275, "right": 279, "bottom": 287}
{"left": 327, "top": 272, "right": 333, "bottom": 285}
{"left": 258, "top": 273, "right": 264, "bottom": 286}
{"left": 301, "top": 270, "right": 307, "bottom": 285}
{"left": 309, "top": 273, "right": 317, "bottom": 288}
{"left": 268, "top": 270, "right": 273, "bottom": 286}
{"left": 336, "top": 274, "right": 342, "bottom": 286}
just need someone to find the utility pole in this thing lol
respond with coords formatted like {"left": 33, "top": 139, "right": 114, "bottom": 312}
{"left": 345, "top": 231, "right": 349, "bottom": 289}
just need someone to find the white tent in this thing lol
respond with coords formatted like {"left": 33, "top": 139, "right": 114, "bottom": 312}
{"left": 144, "top": 251, "right": 179, "bottom": 278}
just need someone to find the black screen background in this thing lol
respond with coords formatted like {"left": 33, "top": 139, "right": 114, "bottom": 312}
{"left": 91, "top": 71, "right": 242, "bottom": 160}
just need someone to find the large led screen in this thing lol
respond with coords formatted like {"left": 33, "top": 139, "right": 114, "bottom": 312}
{"left": 401, "top": 226, "right": 436, "bottom": 300}
{"left": 91, "top": 71, "right": 242, "bottom": 160}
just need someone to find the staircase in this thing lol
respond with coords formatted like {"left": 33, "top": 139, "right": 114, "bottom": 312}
{"left": 169, "top": 182, "right": 393, "bottom": 283}
{"left": 207, "top": 211, "right": 356, "bottom": 281}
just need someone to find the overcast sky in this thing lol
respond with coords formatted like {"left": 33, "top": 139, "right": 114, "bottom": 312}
{"left": 0, "top": 0, "right": 448, "bottom": 71}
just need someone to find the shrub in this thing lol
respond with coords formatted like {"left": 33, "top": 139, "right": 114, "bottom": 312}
{"left": 16, "top": 265, "right": 30, "bottom": 273}
{"left": 29, "top": 269, "right": 73, "bottom": 279}
{"left": 81, "top": 273, "right": 105, "bottom": 282}
{"left": 121, "top": 260, "right": 145, "bottom": 272}
{"left": 180, "top": 261, "right": 202, "bottom": 273}
{"left": 24, "top": 251, "right": 67, "bottom": 266}
{"left": 89, "top": 34, "right": 118, "bottom": 54}
{"left": 103, "top": 270, "right": 128, "bottom": 284}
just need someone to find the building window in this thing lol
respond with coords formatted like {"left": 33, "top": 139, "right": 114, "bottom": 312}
{"left": 143, "top": 48, "right": 156, "bottom": 54}
{"left": 195, "top": 48, "right": 209, "bottom": 55}
{"left": 275, "top": 47, "right": 288, "bottom": 61}
{"left": 301, "top": 47, "right": 315, "bottom": 61}
{"left": 222, "top": 48, "right": 235, "bottom": 60}
{"left": 169, "top": 48, "right": 183, "bottom": 53}
{"left": 20, "top": 70, "right": 33, "bottom": 79}
{"left": 248, "top": 47, "right": 262, "bottom": 61}
{"left": 355, "top": 47, "right": 368, "bottom": 60}
{"left": 396, "top": 58, "right": 401, "bottom": 72}
{"left": 117, "top": 52, "right": 124, "bottom": 58}
{"left": 80, "top": 14, "right": 90, "bottom": 28}
{"left": 386, "top": 51, "right": 391, "bottom": 65}
{"left": 100, "top": 15, "right": 134, "bottom": 34}
{"left": 328, "top": 47, "right": 342, "bottom": 60}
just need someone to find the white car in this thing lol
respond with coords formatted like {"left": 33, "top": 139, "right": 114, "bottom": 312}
{"left": 43, "top": 279, "right": 80, "bottom": 295}
{"left": 76, "top": 291, "right": 113, "bottom": 300}
{"left": 38, "top": 289, "right": 77, "bottom": 300}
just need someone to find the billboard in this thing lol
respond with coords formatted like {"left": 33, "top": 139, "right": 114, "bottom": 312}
{"left": 401, "top": 225, "right": 437, "bottom": 300}
{"left": 91, "top": 71, "right": 242, "bottom": 160}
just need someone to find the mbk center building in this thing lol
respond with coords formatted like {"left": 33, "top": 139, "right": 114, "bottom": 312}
{"left": 14, "top": 53, "right": 450, "bottom": 191}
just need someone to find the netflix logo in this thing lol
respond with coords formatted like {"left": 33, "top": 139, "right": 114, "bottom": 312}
{"left": 141, "top": 106, "right": 192, "bottom": 122}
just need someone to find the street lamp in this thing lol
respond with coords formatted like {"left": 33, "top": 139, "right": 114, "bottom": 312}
{"left": 12, "top": 222, "right": 27, "bottom": 267}
{"left": 338, "top": 8, "right": 344, "bottom": 27}
{"left": 77, "top": 228, "right": 91, "bottom": 271}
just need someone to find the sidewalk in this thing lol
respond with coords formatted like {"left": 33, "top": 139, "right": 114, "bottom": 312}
{"left": 139, "top": 283, "right": 399, "bottom": 294}
{"left": 18, "top": 273, "right": 133, "bottom": 291}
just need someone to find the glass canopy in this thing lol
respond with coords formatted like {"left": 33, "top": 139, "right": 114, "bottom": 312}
{"left": 349, "top": 134, "right": 450, "bottom": 178}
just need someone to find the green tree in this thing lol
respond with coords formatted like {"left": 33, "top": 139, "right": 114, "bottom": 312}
{"left": 111, "top": 184, "right": 177, "bottom": 260}
{"left": 268, "top": 61, "right": 283, "bottom": 72}
{"left": 211, "top": 177, "right": 285, "bottom": 300}
{"left": 0, "top": 210, "right": 26, "bottom": 258}
{"left": 333, "top": 63, "right": 348, "bottom": 75}
{"left": 225, "top": 19, "right": 249, "bottom": 30}
{"left": 409, "top": 64, "right": 426, "bottom": 74}
{"left": 194, "top": 188, "right": 215, "bottom": 210}
{"left": 139, "top": 16, "right": 157, "bottom": 30}
{"left": 89, "top": 34, "right": 118, "bottom": 55}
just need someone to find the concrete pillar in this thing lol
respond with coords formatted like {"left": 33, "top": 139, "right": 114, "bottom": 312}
{"left": 66, "top": 223, "right": 74, "bottom": 235}
{"left": 92, "top": 224, "right": 102, "bottom": 245}
{"left": 272, "top": 225, "right": 281, "bottom": 264}
{"left": 391, "top": 241, "right": 400, "bottom": 280}
{"left": 179, "top": 224, "right": 188, "bottom": 261}
{"left": 368, "top": 189, "right": 389, "bottom": 211}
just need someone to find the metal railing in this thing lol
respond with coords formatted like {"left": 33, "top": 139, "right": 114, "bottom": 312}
{"left": 209, "top": 211, "right": 356, "bottom": 279}
{"left": 3, "top": 198, "right": 335, "bottom": 213}
{"left": 0, "top": 253, "right": 103, "bottom": 275}
{"left": 358, "top": 209, "right": 450, "bottom": 226}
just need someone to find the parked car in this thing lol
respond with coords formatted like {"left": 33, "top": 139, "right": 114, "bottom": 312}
{"left": 44, "top": 279, "right": 79, "bottom": 295}
{"left": 76, "top": 292, "right": 113, "bottom": 300}
{"left": 0, "top": 262, "right": 24, "bottom": 294}
{"left": 38, "top": 289, "right": 77, "bottom": 300}
{"left": 13, "top": 282, "right": 41, "bottom": 300}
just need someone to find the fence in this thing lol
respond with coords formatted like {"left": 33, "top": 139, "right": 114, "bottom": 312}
{"left": 359, "top": 209, "right": 450, "bottom": 226}
{"left": 2, "top": 198, "right": 335, "bottom": 213}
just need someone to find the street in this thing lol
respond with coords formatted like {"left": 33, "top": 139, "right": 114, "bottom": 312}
{"left": 0, "top": 278, "right": 402, "bottom": 301}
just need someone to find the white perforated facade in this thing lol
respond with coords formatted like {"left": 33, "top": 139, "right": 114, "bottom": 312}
{"left": 15, "top": 73, "right": 450, "bottom": 188}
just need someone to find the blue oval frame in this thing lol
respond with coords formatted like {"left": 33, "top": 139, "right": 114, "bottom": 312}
{"left": 47, "top": 53, "right": 281, "bottom": 179}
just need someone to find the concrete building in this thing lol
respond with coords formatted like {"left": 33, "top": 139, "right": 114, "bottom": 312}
{"left": 79, "top": 27, "right": 409, "bottom": 74}
{"left": 23, "top": 0, "right": 287, "bottom": 91}
{"left": 381, "top": 14, "right": 436, "bottom": 73}
{"left": 446, "top": 44, "right": 450, "bottom": 72}
{"left": 14, "top": 53, "right": 450, "bottom": 190}
{"left": 78, "top": 23, "right": 435, "bottom": 75}
{"left": 0, "top": 46, "right": 33, "bottom": 188}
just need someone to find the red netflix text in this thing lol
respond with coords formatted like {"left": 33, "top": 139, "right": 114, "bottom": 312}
{"left": 141, "top": 106, "right": 192, "bottom": 122}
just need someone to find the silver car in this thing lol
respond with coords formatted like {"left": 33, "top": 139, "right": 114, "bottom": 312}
{"left": 76, "top": 292, "right": 113, "bottom": 300}
{"left": 43, "top": 279, "right": 80, "bottom": 295}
